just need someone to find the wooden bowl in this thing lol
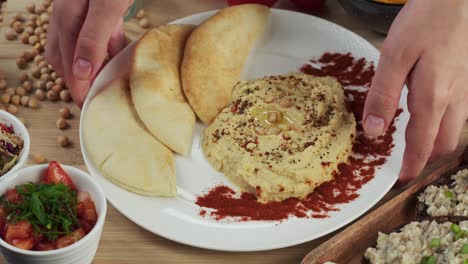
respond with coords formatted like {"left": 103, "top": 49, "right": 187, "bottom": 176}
{"left": 338, "top": 0, "right": 404, "bottom": 34}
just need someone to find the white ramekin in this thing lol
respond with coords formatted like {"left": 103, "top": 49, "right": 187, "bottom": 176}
{"left": 0, "top": 110, "right": 30, "bottom": 181}
{"left": 0, "top": 165, "right": 107, "bottom": 264}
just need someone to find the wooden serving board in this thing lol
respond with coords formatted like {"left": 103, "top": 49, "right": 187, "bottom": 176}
{"left": 302, "top": 147, "right": 468, "bottom": 264}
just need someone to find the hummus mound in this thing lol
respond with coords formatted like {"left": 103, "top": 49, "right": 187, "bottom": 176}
{"left": 202, "top": 73, "right": 356, "bottom": 202}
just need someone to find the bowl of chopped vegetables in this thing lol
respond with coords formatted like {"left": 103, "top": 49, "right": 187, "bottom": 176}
{"left": 0, "top": 110, "right": 30, "bottom": 181}
{"left": 0, "top": 161, "right": 107, "bottom": 264}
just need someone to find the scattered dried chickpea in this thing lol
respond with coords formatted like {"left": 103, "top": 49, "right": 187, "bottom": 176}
{"left": 32, "top": 68, "right": 41, "bottom": 78}
{"left": 19, "top": 72, "right": 29, "bottom": 83}
{"left": 5, "top": 88, "right": 15, "bottom": 95}
{"left": 40, "top": 74, "right": 51, "bottom": 82}
{"left": 35, "top": 89, "right": 45, "bottom": 100}
{"left": 52, "top": 84, "right": 62, "bottom": 93}
{"left": 34, "top": 55, "right": 44, "bottom": 65}
{"left": 46, "top": 81, "right": 54, "bottom": 90}
{"left": 30, "top": 49, "right": 39, "bottom": 57}
{"left": 25, "top": 20, "right": 36, "bottom": 28}
{"left": 38, "top": 60, "right": 48, "bottom": 68}
{"left": 26, "top": 3, "right": 36, "bottom": 14}
{"left": 55, "top": 77, "right": 64, "bottom": 86}
{"left": 39, "top": 13, "right": 49, "bottom": 24}
{"left": 34, "top": 80, "right": 46, "bottom": 90}
{"left": 59, "top": 107, "right": 72, "bottom": 119}
{"left": 22, "top": 33, "right": 31, "bottom": 40}
{"left": 0, "top": 80, "right": 7, "bottom": 90}
{"left": 59, "top": 90, "right": 71, "bottom": 102}
{"left": 25, "top": 26, "right": 34, "bottom": 35}
{"left": 20, "top": 96, "right": 29, "bottom": 106}
{"left": 35, "top": 4, "right": 45, "bottom": 15}
{"left": 16, "top": 57, "right": 27, "bottom": 70}
{"left": 0, "top": 93, "right": 11, "bottom": 104}
{"left": 15, "top": 87, "right": 26, "bottom": 96}
{"left": 27, "top": 97, "right": 39, "bottom": 108}
{"left": 23, "top": 51, "right": 35, "bottom": 62}
{"left": 57, "top": 135, "right": 70, "bottom": 147}
{"left": 28, "top": 35, "right": 39, "bottom": 45}
{"left": 11, "top": 95, "right": 20, "bottom": 105}
{"left": 44, "top": 0, "right": 52, "bottom": 7}
{"left": 5, "top": 30, "right": 18, "bottom": 41}
{"left": 36, "top": 19, "right": 44, "bottom": 27}
{"left": 34, "top": 27, "right": 44, "bottom": 36}
{"left": 31, "top": 153, "right": 47, "bottom": 164}
{"left": 46, "top": 90, "right": 58, "bottom": 101}
{"left": 23, "top": 81, "right": 33, "bottom": 92}
{"left": 12, "top": 21, "right": 24, "bottom": 34}
{"left": 34, "top": 43, "right": 44, "bottom": 52}
{"left": 40, "top": 67, "right": 50, "bottom": 75}
{"left": 13, "top": 13, "right": 24, "bottom": 22}
{"left": 56, "top": 118, "right": 68, "bottom": 129}
{"left": 27, "top": 14, "right": 37, "bottom": 22}
{"left": 7, "top": 104, "right": 18, "bottom": 115}
{"left": 20, "top": 33, "right": 29, "bottom": 44}
{"left": 51, "top": 72, "right": 58, "bottom": 80}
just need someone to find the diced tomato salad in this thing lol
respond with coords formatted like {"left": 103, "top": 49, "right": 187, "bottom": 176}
{"left": 0, "top": 162, "right": 97, "bottom": 251}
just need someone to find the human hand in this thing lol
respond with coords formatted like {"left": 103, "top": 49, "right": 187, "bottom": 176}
{"left": 45, "top": 0, "right": 133, "bottom": 107}
{"left": 362, "top": 0, "right": 468, "bottom": 185}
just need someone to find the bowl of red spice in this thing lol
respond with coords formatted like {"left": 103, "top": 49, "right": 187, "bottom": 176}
{"left": 0, "top": 110, "right": 30, "bottom": 181}
{"left": 0, "top": 161, "right": 107, "bottom": 264}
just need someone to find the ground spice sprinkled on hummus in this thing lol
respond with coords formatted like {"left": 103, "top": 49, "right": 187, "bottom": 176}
{"left": 203, "top": 73, "right": 356, "bottom": 202}
{"left": 196, "top": 53, "right": 403, "bottom": 221}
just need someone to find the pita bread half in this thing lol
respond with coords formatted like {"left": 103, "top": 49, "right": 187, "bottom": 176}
{"left": 83, "top": 78, "right": 176, "bottom": 197}
{"left": 181, "top": 4, "right": 271, "bottom": 124}
{"left": 130, "top": 24, "right": 196, "bottom": 156}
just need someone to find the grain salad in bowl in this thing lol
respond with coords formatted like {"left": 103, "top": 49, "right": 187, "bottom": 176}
{"left": 417, "top": 168, "right": 468, "bottom": 218}
{"left": 0, "top": 162, "right": 107, "bottom": 264}
{"left": 0, "top": 110, "right": 29, "bottom": 180}
{"left": 364, "top": 220, "right": 468, "bottom": 264}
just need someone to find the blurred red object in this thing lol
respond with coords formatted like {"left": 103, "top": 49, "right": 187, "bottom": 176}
{"left": 226, "top": 0, "right": 278, "bottom": 7}
{"left": 290, "top": 0, "right": 326, "bottom": 11}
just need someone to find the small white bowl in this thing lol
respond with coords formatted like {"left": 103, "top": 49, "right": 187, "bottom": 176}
{"left": 0, "top": 165, "right": 107, "bottom": 264}
{"left": 0, "top": 110, "right": 30, "bottom": 181}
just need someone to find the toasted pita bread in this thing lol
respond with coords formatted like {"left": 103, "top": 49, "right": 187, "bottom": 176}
{"left": 83, "top": 78, "right": 176, "bottom": 197}
{"left": 181, "top": 4, "right": 271, "bottom": 124}
{"left": 130, "top": 24, "right": 196, "bottom": 156}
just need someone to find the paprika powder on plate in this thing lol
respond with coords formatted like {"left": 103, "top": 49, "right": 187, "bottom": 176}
{"left": 196, "top": 52, "right": 403, "bottom": 221}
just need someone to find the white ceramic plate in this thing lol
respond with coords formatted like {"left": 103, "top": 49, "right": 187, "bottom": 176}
{"left": 79, "top": 9, "right": 409, "bottom": 251}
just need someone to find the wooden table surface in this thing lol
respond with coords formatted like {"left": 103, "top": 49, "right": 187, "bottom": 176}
{"left": 1, "top": 0, "right": 467, "bottom": 263}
